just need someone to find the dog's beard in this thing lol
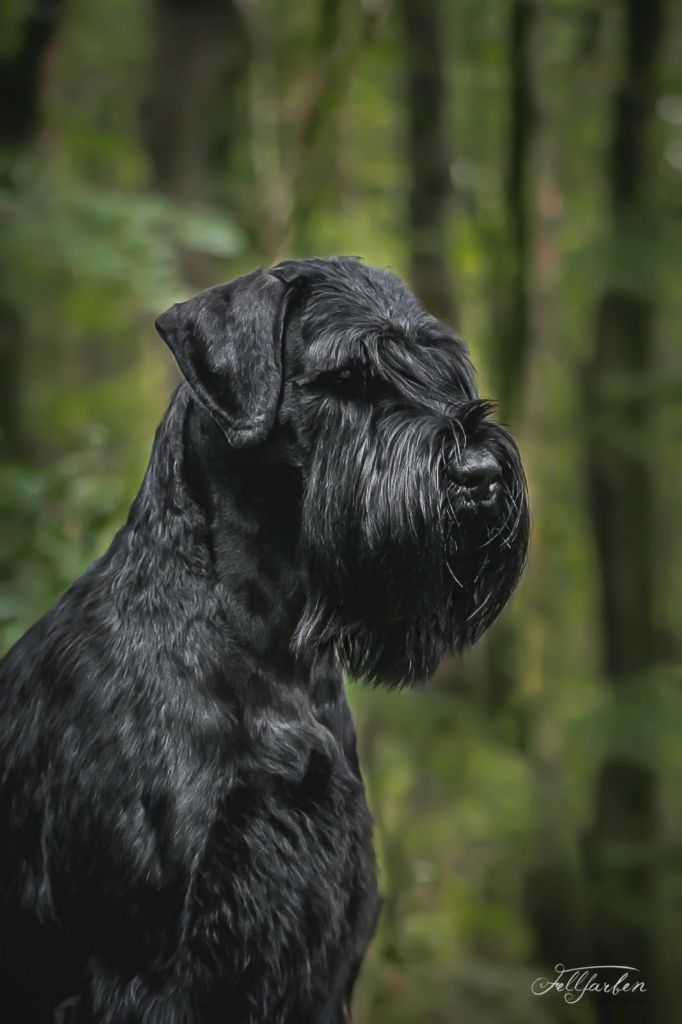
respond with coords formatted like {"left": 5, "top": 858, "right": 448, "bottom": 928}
{"left": 295, "top": 400, "right": 529, "bottom": 686}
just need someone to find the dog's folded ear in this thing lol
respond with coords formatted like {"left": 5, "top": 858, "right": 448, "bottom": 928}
{"left": 154, "top": 269, "right": 288, "bottom": 448}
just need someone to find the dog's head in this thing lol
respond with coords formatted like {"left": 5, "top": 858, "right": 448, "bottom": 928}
{"left": 155, "top": 257, "right": 529, "bottom": 685}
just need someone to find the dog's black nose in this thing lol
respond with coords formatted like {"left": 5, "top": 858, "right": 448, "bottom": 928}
{"left": 449, "top": 449, "right": 501, "bottom": 497}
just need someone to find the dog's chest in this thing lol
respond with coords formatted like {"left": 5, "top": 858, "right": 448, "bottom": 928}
{"left": 169, "top": 688, "right": 374, "bottom": 999}
{"left": 181, "top": 737, "right": 376, "bottom": 1011}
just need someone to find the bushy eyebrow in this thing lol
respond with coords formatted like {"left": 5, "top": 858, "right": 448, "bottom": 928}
{"left": 302, "top": 326, "right": 476, "bottom": 405}
{"left": 374, "top": 348, "right": 477, "bottom": 405}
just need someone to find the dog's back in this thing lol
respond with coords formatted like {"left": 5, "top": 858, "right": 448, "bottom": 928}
{"left": 1, "top": 383, "right": 378, "bottom": 1024}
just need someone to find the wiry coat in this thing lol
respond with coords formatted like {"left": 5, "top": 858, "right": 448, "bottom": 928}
{"left": 0, "top": 258, "right": 528, "bottom": 1023}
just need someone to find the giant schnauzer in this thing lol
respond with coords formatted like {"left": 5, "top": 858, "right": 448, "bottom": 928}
{"left": 0, "top": 257, "right": 529, "bottom": 1023}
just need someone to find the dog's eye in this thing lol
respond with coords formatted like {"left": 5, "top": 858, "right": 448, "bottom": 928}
{"left": 310, "top": 365, "right": 373, "bottom": 397}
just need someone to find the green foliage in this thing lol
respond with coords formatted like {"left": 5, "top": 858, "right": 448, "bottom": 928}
{"left": 2, "top": 173, "right": 244, "bottom": 318}
{"left": 0, "top": 439, "right": 130, "bottom": 649}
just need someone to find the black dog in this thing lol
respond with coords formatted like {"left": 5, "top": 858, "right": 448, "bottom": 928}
{"left": 0, "top": 257, "right": 529, "bottom": 1023}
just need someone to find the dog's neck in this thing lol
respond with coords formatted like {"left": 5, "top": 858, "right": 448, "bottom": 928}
{"left": 129, "top": 386, "right": 310, "bottom": 679}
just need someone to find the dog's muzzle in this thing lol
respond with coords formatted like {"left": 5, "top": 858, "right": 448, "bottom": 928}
{"left": 296, "top": 399, "right": 529, "bottom": 686}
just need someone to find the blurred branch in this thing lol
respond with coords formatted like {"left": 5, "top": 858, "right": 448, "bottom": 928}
{"left": 286, "top": 0, "right": 393, "bottom": 256}
{"left": 237, "top": 0, "right": 392, "bottom": 259}
{"left": 236, "top": 0, "right": 291, "bottom": 254}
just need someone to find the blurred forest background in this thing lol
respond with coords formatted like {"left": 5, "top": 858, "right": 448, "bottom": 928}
{"left": 1, "top": 0, "right": 681, "bottom": 1021}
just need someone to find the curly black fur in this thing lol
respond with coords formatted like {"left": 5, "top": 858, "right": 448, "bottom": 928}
{"left": 0, "top": 257, "right": 528, "bottom": 1023}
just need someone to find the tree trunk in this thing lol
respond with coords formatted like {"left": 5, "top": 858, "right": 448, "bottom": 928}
{"left": 484, "top": 3, "right": 591, "bottom": 990}
{"left": 495, "top": 0, "right": 536, "bottom": 425}
{"left": 0, "top": 0, "right": 63, "bottom": 457}
{"left": 143, "top": 0, "right": 245, "bottom": 285}
{"left": 482, "top": 0, "right": 537, "bottom": 719}
{"left": 584, "top": 2, "right": 663, "bottom": 1021}
{"left": 400, "top": 0, "right": 456, "bottom": 326}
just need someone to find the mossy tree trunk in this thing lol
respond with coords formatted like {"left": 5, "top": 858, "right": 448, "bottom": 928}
{"left": 584, "top": 3, "right": 664, "bottom": 1021}
{"left": 0, "top": 0, "right": 63, "bottom": 457}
